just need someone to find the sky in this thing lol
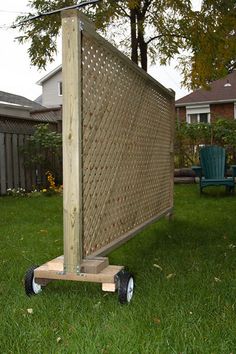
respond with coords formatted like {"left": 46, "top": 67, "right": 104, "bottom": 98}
{"left": 0, "top": 0, "right": 202, "bottom": 102}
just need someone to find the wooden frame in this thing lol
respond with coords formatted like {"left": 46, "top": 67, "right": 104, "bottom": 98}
{"left": 34, "top": 10, "right": 175, "bottom": 292}
{"left": 34, "top": 256, "right": 124, "bottom": 292}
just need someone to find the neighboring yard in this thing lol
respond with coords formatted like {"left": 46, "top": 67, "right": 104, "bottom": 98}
{"left": 1, "top": 185, "right": 236, "bottom": 353}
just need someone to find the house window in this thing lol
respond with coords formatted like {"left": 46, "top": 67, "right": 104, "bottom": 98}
{"left": 188, "top": 114, "right": 198, "bottom": 123}
{"left": 58, "top": 81, "right": 63, "bottom": 96}
{"left": 186, "top": 105, "right": 210, "bottom": 124}
{"left": 188, "top": 112, "right": 210, "bottom": 123}
{"left": 199, "top": 113, "right": 208, "bottom": 123}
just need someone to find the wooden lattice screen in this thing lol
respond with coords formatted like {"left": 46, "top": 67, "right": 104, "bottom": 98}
{"left": 62, "top": 11, "right": 175, "bottom": 273}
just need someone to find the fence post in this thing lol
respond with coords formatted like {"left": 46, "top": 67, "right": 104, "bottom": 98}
{"left": 62, "top": 10, "right": 83, "bottom": 273}
{"left": 0, "top": 133, "right": 6, "bottom": 195}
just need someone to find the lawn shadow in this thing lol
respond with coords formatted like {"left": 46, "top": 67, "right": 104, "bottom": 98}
{"left": 109, "top": 215, "right": 222, "bottom": 273}
{"left": 193, "top": 185, "right": 236, "bottom": 198}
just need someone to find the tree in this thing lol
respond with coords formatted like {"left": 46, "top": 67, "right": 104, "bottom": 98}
{"left": 15, "top": 0, "right": 236, "bottom": 89}
{"left": 180, "top": 0, "right": 236, "bottom": 89}
{"left": 92, "top": 0, "right": 192, "bottom": 71}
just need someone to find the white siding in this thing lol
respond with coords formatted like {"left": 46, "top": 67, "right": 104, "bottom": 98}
{"left": 42, "top": 71, "right": 62, "bottom": 107}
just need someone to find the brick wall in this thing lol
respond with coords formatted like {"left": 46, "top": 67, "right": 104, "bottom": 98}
{"left": 176, "top": 107, "right": 186, "bottom": 123}
{"left": 210, "top": 103, "right": 234, "bottom": 122}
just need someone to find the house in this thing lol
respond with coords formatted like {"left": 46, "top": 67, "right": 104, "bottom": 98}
{"left": 176, "top": 71, "right": 236, "bottom": 123}
{"left": 0, "top": 90, "right": 43, "bottom": 115}
{"left": 0, "top": 90, "right": 61, "bottom": 133}
{"left": 36, "top": 65, "right": 62, "bottom": 108}
{"left": 0, "top": 90, "right": 45, "bottom": 128}
{"left": 0, "top": 90, "right": 60, "bottom": 134}
{"left": 0, "top": 90, "right": 61, "bottom": 128}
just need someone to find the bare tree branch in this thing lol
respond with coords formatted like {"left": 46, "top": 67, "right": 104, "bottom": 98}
{"left": 113, "top": 1, "right": 130, "bottom": 18}
{"left": 142, "top": 0, "right": 153, "bottom": 17}
{"left": 146, "top": 33, "right": 190, "bottom": 45}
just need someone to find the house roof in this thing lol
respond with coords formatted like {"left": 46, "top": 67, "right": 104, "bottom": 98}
{"left": 36, "top": 65, "right": 62, "bottom": 85}
{"left": 0, "top": 90, "right": 62, "bottom": 125}
{"left": 176, "top": 71, "right": 236, "bottom": 106}
{"left": 31, "top": 107, "right": 62, "bottom": 122}
{"left": 35, "top": 94, "right": 42, "bottom": 105}
{"left": 0, "top": 90, "right": 43, "bottom": 110}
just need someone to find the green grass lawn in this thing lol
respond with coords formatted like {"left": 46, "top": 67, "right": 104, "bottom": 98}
{"left": 1, "top": 185, "right": 236, "bottom": 353}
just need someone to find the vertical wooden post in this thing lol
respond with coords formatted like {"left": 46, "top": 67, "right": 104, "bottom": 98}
{"left": 18, "top": 135, "right": 26, "bottom": 190}
{"left": 6, "top": 134, "right": 13, "bottom": 189}
{"left": 12, "top": 134, "right": 19, "bottom": 188}
{"left": 169, "top": 95, "right": 175, "bottom": 211}
{"left": 0, "top": 133, "right": 6, "bottom": 195}
{"left": 62, "top": 10, "right": 83, "bottom": 273}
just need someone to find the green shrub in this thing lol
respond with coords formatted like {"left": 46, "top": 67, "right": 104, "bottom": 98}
{"left": 175, "top": 118, "right": 236, "bottom": 168}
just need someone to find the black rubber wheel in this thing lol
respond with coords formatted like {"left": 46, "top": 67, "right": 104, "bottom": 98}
{"left": 24, "top": 265, "right": 42, "bottom": 297}
{"left": 118, "top": 271, "right": 135, "bottom": 304}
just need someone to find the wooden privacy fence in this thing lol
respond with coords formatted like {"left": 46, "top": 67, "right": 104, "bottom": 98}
{"left": 0, "top": 117, "right": 59, "bottom": 195}
{"left": 62, "top": 11, "right": 175, "bottom": 273}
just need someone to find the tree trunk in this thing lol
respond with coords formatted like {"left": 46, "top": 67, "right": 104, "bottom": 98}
{"left": 137, "top": 12, "right": 148, "bottom": 71}
{"left": 130, "top": 8, "right": 138, "bottom": 64}
{"left": 139, "top": 36, "right": 147, "bottom": 71}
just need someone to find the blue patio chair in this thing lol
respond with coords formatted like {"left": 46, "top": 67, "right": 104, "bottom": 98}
{"left": 192, "top": 145, "right": 236, "bottom": 193}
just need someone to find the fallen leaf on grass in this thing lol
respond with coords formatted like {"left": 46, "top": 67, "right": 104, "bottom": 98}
{"left": 56, "top": 337, "right": 62, "bottom": 343}
{"left": 39, "top": 230, "right": 48, "bottom": 234}
{"left": 166, "top": 273, "right": 176, "bottom": 279}
{"left": 101, "top": 348, "right": 110, "bottom": 354}
{"left": 27, "top": 308, "right": 33, "bottom": 314}
{"left": 153, "top": 318, "right": 161, "bottom": 325}
{"left": 228, "top": 244, "right": 236, "bottom": 249}
{"left": 214, "top": 277, "right": 222, "bottom": 282}
{"left": 153, "top": 264, "right": 163, "bottom": 271}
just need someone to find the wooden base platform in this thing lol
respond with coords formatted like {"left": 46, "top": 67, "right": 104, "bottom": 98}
{"left": 34, "top": 256, "right": 124, "bottom": 292}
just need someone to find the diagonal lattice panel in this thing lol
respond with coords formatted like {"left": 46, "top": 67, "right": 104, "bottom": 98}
{"left": 81, "top": 31, "right": 174, "bottom": 257}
